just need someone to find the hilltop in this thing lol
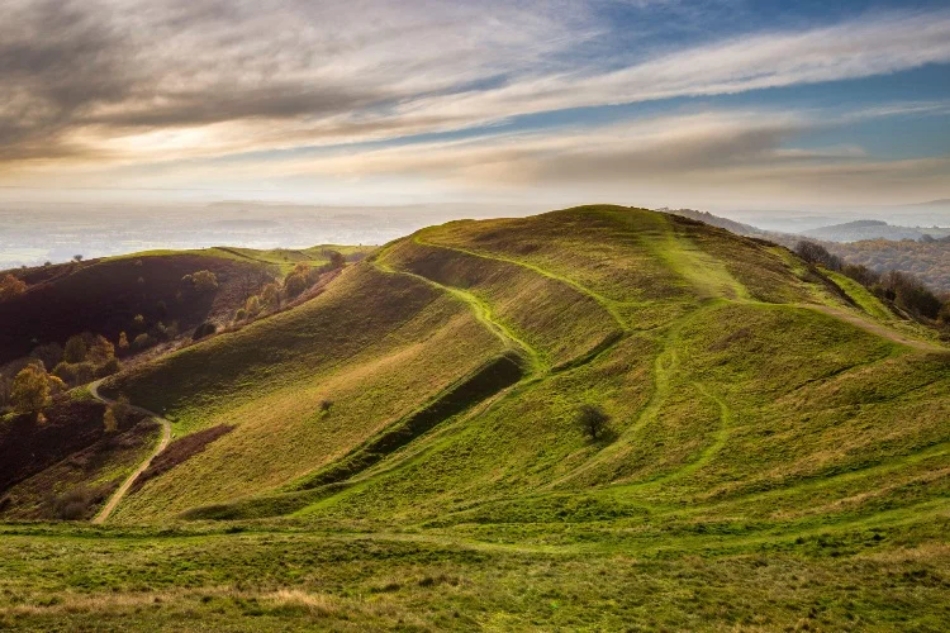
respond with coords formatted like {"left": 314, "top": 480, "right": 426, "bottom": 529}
{"left": 1, "top": 206, "right": 949, "bottom": 631}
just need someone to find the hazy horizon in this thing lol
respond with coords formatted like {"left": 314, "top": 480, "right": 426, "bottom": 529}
{"left": 4, "top": 197, "right": 950, "bottom": 270}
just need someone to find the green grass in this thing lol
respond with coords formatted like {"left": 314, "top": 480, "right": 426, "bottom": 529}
{"left": 5, "top": 205, "right": 950, "bottom": 630}
{"left": 1, "top": 518, "right": 948, "bottom": 631}
{"left": 101, "top": 264, "right": 507, "bottom": 520}
{"left": 824, "top": 269, "right": 896, "bottom": 321}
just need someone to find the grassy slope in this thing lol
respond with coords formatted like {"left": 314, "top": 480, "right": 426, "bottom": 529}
{"left": 103, "top": 264, "right": 509, "bottom": 520}
{"left": 0, "top": 421, "right": 160, "bottom": 521}
{"left": 287, "top": 208, "right": 948, "bottom": 530}
{"left": 3, "top": 205, "right": 949, "bottom": 631}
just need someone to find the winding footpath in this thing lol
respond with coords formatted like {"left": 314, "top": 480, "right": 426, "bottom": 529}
{"left": 88, "top": 380, "right": 172, "bottom": 525}
{"left": 805, "top": 304, "right": 948, "bottom": 354}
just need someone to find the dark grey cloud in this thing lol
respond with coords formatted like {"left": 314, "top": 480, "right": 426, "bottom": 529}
{"left": 0, "top": 0, "right": 134, "bottom": 160}
{"left": 0, "top": 0, "right": 585, "bottom": 163}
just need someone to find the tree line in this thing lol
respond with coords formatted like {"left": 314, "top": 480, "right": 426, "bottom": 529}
{"left": 795, "top": 241, "right": 948, "bottom": 326}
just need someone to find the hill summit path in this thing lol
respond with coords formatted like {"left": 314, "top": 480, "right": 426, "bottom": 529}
{"left": 89, "top": 380, "right": 172, "bottom": 525}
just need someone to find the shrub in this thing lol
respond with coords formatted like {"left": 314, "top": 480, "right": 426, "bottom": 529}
{"left": 841, "top": 263, "right": 879, "bottom": 287}
{"left": 103, "top": 407, "right": 118, "bottom": 433}
{"left": 10, "top": 366, "right": 51, "bottom": 418}
{"left": 133, "top": 314, "right": 146, "bottom": 329}
{"left": 327, "top": 250, "right": 346, "bottom": 270}
{"left": 234, "top": 308, "right": 247, "bottom": 322}
{"left": 576, "top": 404, "right": 610, "bottom": 441}
{"left": 52, "top": 362, "right": 75, "bottom": 385}
{"left": 880, "top": 270, "right": 943, "bottom": 320}
{"left": 191, "top": 270, "right": 219, "bottom": 293}
{"left": 46, "top": 374, "right": 67, "bottom": 396}
{"left": 155, "top": 321, "right": 173, "bottom": 341}
{"left": 118, "top": 331, "right": 130, "bottom": 353}
{"left": 320, "top": 400, "right": 334, "bottom": 414}
{"left": 939, "top": 303, "right": 950, "bottom": 326}
{"left": 262, "top": 283, "right": 281, "bottom": 310}
{"left": 798, "top": 240, "right": 944, "bottom": 321}
{"left": 86, "top": 334, "right": 115, "bottom": 365}
{"left": 30, "top": 342, "right": 63, "bottom": 371}
{"left": 193, "top": 322, "right": 217, "bottom": 341}
{"left": 0, "top": 274, "right": 27, "bottom": 302}
{"left": 59, "top": 362, "right": 96, "bottom": 386}
{"left": 112, "top": 395, "right": 132, "bottom": 425}
{"left": 63, "top": 335, "right": 88, "bottom": 363}
{"left": 795, "top": 241, "right": 842, "bottom": 271}
{"left": 132, "top": 333, "right": 156, "bottom": 351}
{"left": 0, "top": 373, "right": 9, "bottom": 410}
{"left": 96, "top": 357, "right": 121, "bottom": 378}
{"left": 245, "top": 295, "right": 262, "bottom": 317}
{"left": 284, "top": 273, "right": 307, "bottom": 298}
{"left": 46, "top": 486, "right": 95, "bottom": 521}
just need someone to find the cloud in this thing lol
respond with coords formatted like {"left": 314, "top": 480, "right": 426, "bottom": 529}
{"left": 1, "top": 0, "right": 949, "bottom": 172}
{"left": 0, "top": 0, "right": 597, "bottom": 165}
{"left": 260, "top": 107, "right": 950, "bottom": 206}
{"left": 389, "top": 10, "right": 950, "bottom": 134}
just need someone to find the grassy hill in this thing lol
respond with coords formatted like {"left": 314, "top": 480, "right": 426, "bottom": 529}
{"left": 2, "top": 206, "right": 949, "bottom": 631}
{"left": 0, "top": 252, "right": 269, "bottom": 365}
{"left": 0, "top": 245, "right": 373, "bottom": 366}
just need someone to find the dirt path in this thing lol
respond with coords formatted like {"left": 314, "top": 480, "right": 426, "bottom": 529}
{"left": 805, "top": 304, "right": 948, "bottom": 354}
{"left": 89, "top": 380, "right": 172, "bottom": 525}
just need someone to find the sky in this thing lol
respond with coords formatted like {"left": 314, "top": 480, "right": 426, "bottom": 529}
{"left": 1, "top": 0, "right": 949, "bottom": 211}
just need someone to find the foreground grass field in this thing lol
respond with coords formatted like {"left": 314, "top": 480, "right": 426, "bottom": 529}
{"left": 1, "top": 517, "right": 948, "bottom": 631}
{"left": 2, "top": 206, "right": 948, "bottom": 630}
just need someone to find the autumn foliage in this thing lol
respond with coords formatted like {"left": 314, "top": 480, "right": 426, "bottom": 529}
{"left": 0, "top": 274, "right": 27, "bottom": 302}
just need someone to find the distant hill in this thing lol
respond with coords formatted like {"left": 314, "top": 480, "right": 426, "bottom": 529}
{"left": 657, "top": 207, "right": 772, "bottom": 239}
{"left": 801, "top": 219, "right": 950, "bottom": 242}
{"left": 912, "top": 198, "right": 950, "bottom": 208}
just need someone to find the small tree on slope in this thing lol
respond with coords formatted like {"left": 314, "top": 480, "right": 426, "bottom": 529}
{"left": 576, "top": 404, "right": 610, "bottom": 441}
{"left": 10, "top": 365, "right": 51, "bottom": 420}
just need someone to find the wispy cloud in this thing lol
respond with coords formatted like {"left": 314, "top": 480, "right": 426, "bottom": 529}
{"left": 255, "top": 106, "right": 949, "bottom": 206}
{"left": 1, "top": 1, "right": 948, "bottom": 208}
{"left": 2, "top": 1, "right": 949, "bottom": 169}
